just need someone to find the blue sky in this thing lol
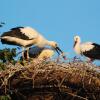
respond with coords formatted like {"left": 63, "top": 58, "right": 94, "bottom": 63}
{"left": 0, "top": 0, "right": 100, "bottom": 64}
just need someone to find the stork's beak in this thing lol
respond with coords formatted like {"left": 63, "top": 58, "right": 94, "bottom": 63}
{"left": 73, "top": 41, "right": 77, "bottom": 48}
{"left": 55, "top": 46, "right": 67, "bottom": 60}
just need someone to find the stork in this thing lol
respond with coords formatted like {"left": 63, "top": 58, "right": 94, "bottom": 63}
{"left": 73, "top": 35, "right": 100, "bottom": 62}
{"left": 0, "top": 26, "right": 66, "bottom": 60}
{"left": 23, "top": 46, "right": 55, "bottom": 60}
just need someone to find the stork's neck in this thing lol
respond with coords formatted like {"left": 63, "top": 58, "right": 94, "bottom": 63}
{"left": 35, "top": 39, "right": 50, "bottom": 47}
{"left": 45, "top": 40, "right": 53, "bottom": 46}
{"left": 74, "top": 41, "right": 81, "bottom": 54}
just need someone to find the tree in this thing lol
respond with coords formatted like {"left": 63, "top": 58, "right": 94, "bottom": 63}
{"left": 0, "top": 48, "right": 16, "bottom": 63}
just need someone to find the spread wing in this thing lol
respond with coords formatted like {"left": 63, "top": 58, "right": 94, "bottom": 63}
{"left": 1, "top": 26, "right": 40, "bottom": 40}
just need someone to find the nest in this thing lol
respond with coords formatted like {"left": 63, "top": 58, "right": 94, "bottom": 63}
{"left": 0, "top": 59, "right": 100, "bottom": 100}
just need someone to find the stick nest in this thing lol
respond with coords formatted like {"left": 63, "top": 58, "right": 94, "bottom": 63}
{"left": 0, "top": 59, "right": 100, "bottom": 100}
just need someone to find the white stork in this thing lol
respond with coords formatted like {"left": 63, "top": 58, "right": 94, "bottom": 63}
{"left": 0, "top": 26, "right": 66, "bottom": 60}
{"left": 74, "top": 35, "right": 100, "bottom": 62}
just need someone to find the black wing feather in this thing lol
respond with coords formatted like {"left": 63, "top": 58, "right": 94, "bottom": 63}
{"left": 11, "top": 27, "right": 24, "bottom": 30}
{"left": 1, "top": 27, "right": 31, "bottom": 40}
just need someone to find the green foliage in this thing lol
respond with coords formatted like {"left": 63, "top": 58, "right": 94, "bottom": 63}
{"left": 0, "top": 95, "right": 10, "bottom": 100}
{"left": 0, "top": 48, "right": 17, "bottom": 70}
{"left": 0, "top": 62, "right": 6, "bottom": 70}
{"left": 0, "top": 48, "right": 16, "bottom": 63}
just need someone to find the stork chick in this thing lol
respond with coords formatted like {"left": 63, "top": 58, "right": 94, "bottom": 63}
{"left": 23, "top": 46, "right": 54, "bottom": 60}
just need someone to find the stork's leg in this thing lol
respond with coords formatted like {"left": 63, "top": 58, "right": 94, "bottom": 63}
{"left": 86, "top": 57, "right": 94, "bottom": 63}
{"left": 26, "top": 47, "right": 29, "bottom": 60}
{"left": 22, "top": 47, "right": 29, "bottom": 60}
{"left": 23, "top": 47, "right": 30, "bottom": 60}
{"left": 22, "top": 47, "right": 25, "bottom": 60}
{"left": 89, "top": 58, "right": 94, "bottom": 62}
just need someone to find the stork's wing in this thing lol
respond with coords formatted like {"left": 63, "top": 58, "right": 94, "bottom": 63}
{"left": 81, "top": 42, "right": 100, "bottom": 59}
{"left": 80, "top": 42, "right": 94, "bottom": 52}
{"left": 19, "top": 27, "right": 40, "bottom": 39}
{"left": 1, "top": 27, "right": 40, "bottom": 40}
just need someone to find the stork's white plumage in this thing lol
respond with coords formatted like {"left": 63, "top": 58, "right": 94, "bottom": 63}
{"left": 0, "top": 26, "right": 66, "bottom": 60}
{"left": 74, "top": 36, "right": 100, "bottom": 61}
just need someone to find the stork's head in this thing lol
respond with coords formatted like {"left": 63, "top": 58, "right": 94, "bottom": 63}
{"left": 48, "top": 41, "right": 57, "bottom": 48}
{"left": 48, "top": 41, "right": 66, "bottom": 60}
{"left": 74, "top": 36, "right": 81, "bottom": 47}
